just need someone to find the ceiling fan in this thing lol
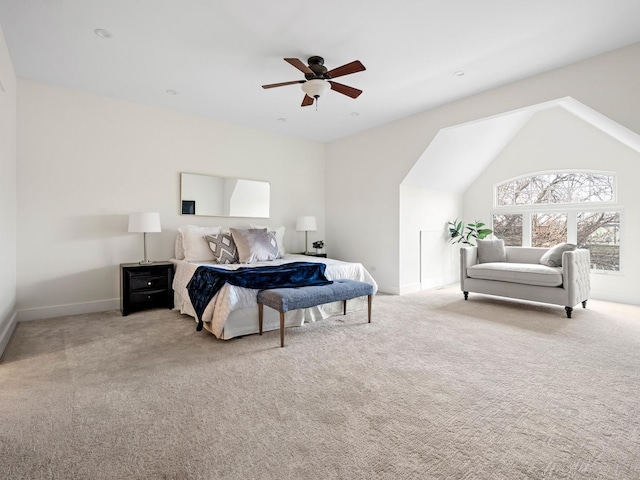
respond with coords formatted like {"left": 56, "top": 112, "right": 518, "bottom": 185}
{"left": 262, "top": 56, "right": 366, "bottom": 107}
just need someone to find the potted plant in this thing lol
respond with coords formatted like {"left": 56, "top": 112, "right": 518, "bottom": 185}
{"left": 312, "top": 240, "right": 324, "bottom": 254}
{"left": 448, "top": 219, "right": 492, "bottom": 246}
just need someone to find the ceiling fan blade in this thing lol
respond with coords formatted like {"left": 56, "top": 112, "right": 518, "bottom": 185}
{"left": 262, "top": 80, "right": 305, "bottom": 89}
{"left": 301, "top": 95, "right": 314, "bottom": 107}
{"left": 285, "top": 58, "right": 313, "bottom": 75}
{"left": 326, "top": 60, "right": 366, "bottom": 79}
{"left": 329, "top": 81, "right": 363, "bottom": 99}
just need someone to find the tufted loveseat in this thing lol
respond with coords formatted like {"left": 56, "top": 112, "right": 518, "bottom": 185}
{"left": 460, "top": 245, "right": 591, "bottom": 317}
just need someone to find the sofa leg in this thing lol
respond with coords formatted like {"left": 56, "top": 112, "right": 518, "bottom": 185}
{"left": 463, "top": 291, "right": 469, "bottom": 300}
{"left": 582, "top": 300, "right": 587, "bottom": 309}
{"left": 565, "top": 306, "right": 573, "bottom": 318}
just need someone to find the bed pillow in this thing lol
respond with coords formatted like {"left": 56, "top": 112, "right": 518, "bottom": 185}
{"left": 230, "top": 228, "right": 279, "bottom": 264}
{"left": 175, "top": 231, "right": 186, "bottom": 260}
{"left": 250, "top": 224, "right": 286, "bottom": 257}
{"left": 540, "top": 243, "right": 576, "bottom": 267}
{"left": 476, "top": 238, "right": 506, "bottom": 263}
{"left": 204, "top": 233, "right": 239, "bottom": 264}
{"left": 180, "top": 225, "right": 222, "bottom": 262}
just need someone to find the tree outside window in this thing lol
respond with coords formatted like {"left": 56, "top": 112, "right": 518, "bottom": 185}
{"left": 492, "top": 214, "right": 522, "bottom": 246}
{"left": 532, "top": 213, "right": 567, "bottom": 248}
{"left": 578, "top": 212, "right": 620, "bottom": 271}
{"left": 493, "top": 171, "right": 620, "bottom": 271}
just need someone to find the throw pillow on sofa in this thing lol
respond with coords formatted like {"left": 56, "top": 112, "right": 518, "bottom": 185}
{"left": 477, "top": 238, "right": 506, "bottom": 263}
{"left": 539, "top": 243, "right": 576, "bottom": 267}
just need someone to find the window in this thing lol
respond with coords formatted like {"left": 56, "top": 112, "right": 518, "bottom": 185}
{"left": 532, "top": 213, "right": 567, "bottom": 247}
{"left": 493, "top": 171, "right": 620, "bottom": 271}
{"left": 492, "top": 214, "right": 522, "bottom": 246}
{"left": 577, "top": 212, "right": 620, "bottom": 271}
{"left": 496, "top": 172, "right": 615, "bottom": 207}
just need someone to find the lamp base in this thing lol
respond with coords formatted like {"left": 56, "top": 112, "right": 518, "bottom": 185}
{"left": 139, "top": 260, "right": 153, "bottom": 265}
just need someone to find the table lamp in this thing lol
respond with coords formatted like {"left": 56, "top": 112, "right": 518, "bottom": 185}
{"left": 296, "top": 216, "right": 317, "bottom": 254}
{"left": 128, "top": 212, "right": 161, "bottom": 264}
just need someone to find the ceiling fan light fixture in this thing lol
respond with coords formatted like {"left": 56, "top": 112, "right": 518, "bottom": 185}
{"left": 301, "top": 79, "right": 330, "bottom": 99}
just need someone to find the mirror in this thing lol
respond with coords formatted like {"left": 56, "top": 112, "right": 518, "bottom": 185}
{"left": 180, "top": 172, "right": 270, "bottom": 218}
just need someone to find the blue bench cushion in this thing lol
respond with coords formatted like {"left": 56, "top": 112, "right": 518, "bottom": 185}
{"left": 257, "top": 279, "right": 375, "bottom": 313}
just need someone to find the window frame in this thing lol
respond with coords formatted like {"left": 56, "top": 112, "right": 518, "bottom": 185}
{"left": 492, "top": 170, "right": 623, "bottom": 274}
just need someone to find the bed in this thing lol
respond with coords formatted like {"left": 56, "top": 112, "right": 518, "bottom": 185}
{"left": 171, "top": 225, "right": 378, "bottom": 339}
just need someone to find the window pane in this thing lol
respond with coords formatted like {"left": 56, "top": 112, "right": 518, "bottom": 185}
{"left": 578, "top": 212, "right": 620, "bottom": 271}
{"left": 496, "top": 172, "right": 614, "bottom": 206}
{"left": 492, "top": 214, "right": 522, "bottom": 246}
{"left": 532, "top": 213, "right": 567, "bottom": 247}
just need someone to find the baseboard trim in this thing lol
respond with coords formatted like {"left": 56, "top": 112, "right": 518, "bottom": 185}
{"left": 0, "top": 310, "right": 18, "bottom": 360}
{"left": 420, "top": 276, "right": 458, "bottom": 291}
{"left": 376, "top": 284, "right": 400, "bottom": 295}
{"left": 18, "top": 298, "right": 120, "bottom": 322}
{"left": 399, "top": 282, "right": 421, "bottom": 295}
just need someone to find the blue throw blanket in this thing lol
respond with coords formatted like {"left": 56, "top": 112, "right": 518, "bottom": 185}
{"left": 186, "top": 262, "right": 332, "bottom": 331}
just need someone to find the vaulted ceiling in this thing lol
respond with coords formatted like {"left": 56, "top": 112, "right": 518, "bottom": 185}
{"left": 2, "top": 0, "right": 640, "bottom": 143}
{"left": 402, "top": 97, "right": 640, "bottom": 193}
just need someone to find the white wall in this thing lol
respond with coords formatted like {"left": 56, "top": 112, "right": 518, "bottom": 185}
{"left": 464, "top": 107, "right": 640, "bottom": 304}
{"left": 399, "top": 186, "right": 461, "bottom": 293}
{"left": 0, "top": 25, "right": 17, "bottom": 357}
{"left": 17, "top": 80, "right": 325, "bottom": 320}
{"left": 326, "top": 42, "right": 640, "bottom": 296}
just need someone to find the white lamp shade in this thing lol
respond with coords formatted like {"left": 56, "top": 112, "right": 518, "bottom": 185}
{"left": 301, "top": 79, "right": 330, "bottom": 99}
{"left": 296, "top": 216, "right": 317, "bottom": 232}
{"left": 128, "top": 212, "right": 161, "bottom": 233}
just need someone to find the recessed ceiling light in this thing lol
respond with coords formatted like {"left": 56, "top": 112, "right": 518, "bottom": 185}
{"left": 277, "top": 117, "right": 287, "bottom": 122}
{"left": 94, "top": 28, "right": 112, "bottom": 39}
{"left": 351, "top": 112, "right": 360, "bottom": 117}
{"left": 166, "top": 89, "right": 178, "bottom": 95}
{"left": 454, "top": 70, "right": 465, "bottom": 77}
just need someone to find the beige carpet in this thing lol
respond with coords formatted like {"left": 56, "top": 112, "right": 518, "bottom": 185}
{"left": 1, "top": 286, "right": 640, "bottom": 480}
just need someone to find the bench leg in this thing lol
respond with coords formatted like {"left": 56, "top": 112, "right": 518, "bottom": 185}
{"left": 368, "top": 294, "right": 372, "bottom": 323}
{"left": 258, "top": 303, "right": 263, "bottom": 335}
{"left": 280, "top": 312, "right": 285, "bottom": 347}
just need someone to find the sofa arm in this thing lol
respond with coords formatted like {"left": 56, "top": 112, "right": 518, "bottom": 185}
{"left": 460, "top": 247, "right": 478, "bottom": 281}
{"left": 563, "top": 249, "right": 591, "bottom": 306}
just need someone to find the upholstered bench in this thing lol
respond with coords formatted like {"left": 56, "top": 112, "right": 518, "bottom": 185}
{"left": 257, "top": 279, "right": 375, "bottom": 347}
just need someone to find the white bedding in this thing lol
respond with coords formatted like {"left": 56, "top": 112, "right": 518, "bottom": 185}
{"left": 171, "top": 254, "right": 378, "bottom": 339}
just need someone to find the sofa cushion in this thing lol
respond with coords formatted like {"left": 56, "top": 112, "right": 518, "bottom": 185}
{"left": 540, "top": 243, "right": 576, "bottom": 267}
{"left": 477, "top": 238, "right": 506, "bottom": 263}
{"left": 467, "top": 262, "right": 563, "bottom": 287}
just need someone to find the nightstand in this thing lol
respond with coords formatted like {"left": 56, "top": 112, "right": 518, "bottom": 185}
{"left": 120, "top": 262, "right": 174, "bottom": 316}
{"left": 304, "top": 252, "right": 327, "bottom": 258}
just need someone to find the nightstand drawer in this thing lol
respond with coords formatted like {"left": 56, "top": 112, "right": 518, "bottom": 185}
{"left": 129, "top": 289, "right": 170, "bottom": 306}
{"left": 129, "top": 274, "right": 169, "bottom": 292}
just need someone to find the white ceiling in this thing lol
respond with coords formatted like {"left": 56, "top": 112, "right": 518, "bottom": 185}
{"left": 2, "top": 0, "right": 640, "bottom": 143}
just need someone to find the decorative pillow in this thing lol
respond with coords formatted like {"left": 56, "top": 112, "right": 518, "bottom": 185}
{"left": 230, "top": 228, "right": 279, "bottom": 264}
{"left": 175, "top": 231, "right": 186, "bottom": 260}
{"left": 476, "top": 238, "right": 506, "bottom": 263}
{"left": 540, "top": 243, "right": 576, "bottom": 267}
{"left": 180, "top": 225, "right": 222, "bottom": 262}
{"left": 250, "top": 224, "right": 286, "bottom": 257}
{"left": 204, "top": 233, "right": 239, "bottom": 264}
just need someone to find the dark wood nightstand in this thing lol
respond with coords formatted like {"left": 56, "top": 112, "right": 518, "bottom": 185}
{"left": 304, "top": 252, "right": 327, "bottom": 258}
{"left": 120, "top": 262, "right": 174, "bottom": 316}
